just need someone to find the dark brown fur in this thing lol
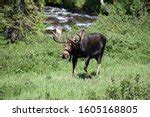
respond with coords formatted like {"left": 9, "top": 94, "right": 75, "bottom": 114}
{"left": 62, "top": 30, "right": 106, "bottom": 78}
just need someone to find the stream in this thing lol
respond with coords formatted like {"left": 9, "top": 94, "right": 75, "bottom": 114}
{"left": 44, "top": 6, "right": 98, "bottom": 34}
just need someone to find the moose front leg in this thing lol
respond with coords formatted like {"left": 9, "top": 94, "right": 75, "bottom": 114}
{"left": 72, "top": 57, "right": 78, "bottom": 78}
{"left": 84, "top": 57, "right": 91, "bottom": 78}
{"left": 69, "top": 55, "right": 72, "bottom": 62}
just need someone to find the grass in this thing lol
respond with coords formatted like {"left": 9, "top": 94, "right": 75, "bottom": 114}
{"left": 0, "top": 5, "right": 150, "bottom": 100}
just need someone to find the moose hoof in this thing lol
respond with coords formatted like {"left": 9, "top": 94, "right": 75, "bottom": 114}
{"left": 88, "top": 75, "right": 92, "bottom": 79}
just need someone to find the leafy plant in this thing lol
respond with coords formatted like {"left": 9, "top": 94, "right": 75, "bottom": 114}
{"left": 3, "top": 1, "right": 44, "bottom": 43}
{"left": 105, "top": 74, "right": 149, "bottom": 100}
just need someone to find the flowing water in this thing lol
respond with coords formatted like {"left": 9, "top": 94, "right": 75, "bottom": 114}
{"left": 44, "top": 6, "right": 98, "bottom": 34}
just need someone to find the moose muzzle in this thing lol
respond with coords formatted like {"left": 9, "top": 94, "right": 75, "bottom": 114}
{"left": 62, "top": 50, "right": 70, "bottom": 59}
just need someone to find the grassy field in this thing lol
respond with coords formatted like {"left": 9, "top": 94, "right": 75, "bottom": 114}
{"left": 0, "top": 5, "right": 150, "bottom": 100}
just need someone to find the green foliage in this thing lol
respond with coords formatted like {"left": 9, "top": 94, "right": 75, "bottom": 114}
{"left": 86, "top": 89, "right": 99, "bottom": 100}
{"left": 0, "top": 13, "right": 4, "bottom": 32}
{"left": 0, "top": 29, "right": 149, "bottom": 99}
{"left": 0, "top": 3, "right": 149, "bottom": 99}
{"left": 105, "top": 78, "right": 120, "bottom": 100}
{"left": 3, "top": 1, "right": 44, "bottom": 42}
{"left": 44, "top": 0, "right": 85, "bottom": 9}
{"left": 44, "top": 0, "right": 149, "bottom": 16}
{"left": 119, "top": 0, "right": 145, "bottom": 17}
{"left": 45, "top": 0, "right": 62, "bottom": 5}
{"left": 105, "top": 74, "right": 149, "bottom": 100}
{"left": 87, "top": 4, "right": 150, "bottom": 63}
{"left": 83, "top": 0, "right": 100, "bottom": 12}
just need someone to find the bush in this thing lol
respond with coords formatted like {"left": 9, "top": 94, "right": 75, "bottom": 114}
{"left": 87, "top": 3, "right": 149, "bottom": 63}
{"left": 2, "top": 1, "right": 44, "bottom": 43}
{"left": 118, "top": 0, "right": 147, "bottom": 18}
{"left": 105, "top": 74, "right": 149, "bottom": 100}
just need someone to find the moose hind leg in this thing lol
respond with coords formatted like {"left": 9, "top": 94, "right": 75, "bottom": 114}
{"left": 96, "top": 63, "right": 101, "bottom": 76}
{"left": 84, "top": 57, "right": 91, "bottom": 77}
{"left": 96, "top": 45, "right": 105, "bottom": 76}
{"left": 96, "top": 56, "right": 102, "bottom": 76}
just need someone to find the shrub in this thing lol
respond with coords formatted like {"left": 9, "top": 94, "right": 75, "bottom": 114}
{"left": 105, "top": 74, "right": 149, "bottom": 100}
{"left": 118, "top": 0, "right": 147, "bottom": 18}
{"left": 3, "top": 1, "right": 44, "bottom": 43}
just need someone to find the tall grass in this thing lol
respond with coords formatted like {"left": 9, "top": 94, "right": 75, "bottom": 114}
{"left": 0, "top": 5, "right": 149, "bottom": 100}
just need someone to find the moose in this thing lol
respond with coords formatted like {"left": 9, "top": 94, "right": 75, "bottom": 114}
{"left": 52, "top": 28, "right": 106, "bottom": 78}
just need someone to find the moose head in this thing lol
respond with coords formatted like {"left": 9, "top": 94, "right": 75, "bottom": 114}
{"left": 52, "top": 28, "right": 86, "bottom": 59}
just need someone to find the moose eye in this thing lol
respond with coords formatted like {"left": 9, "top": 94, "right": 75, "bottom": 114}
{"left": 73, "top": 38, "right": 77, "bottom": 42}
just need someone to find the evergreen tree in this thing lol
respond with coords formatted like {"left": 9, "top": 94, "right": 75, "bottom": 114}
{"left": 3, "top": 0, "right": 44, "bottom": 43}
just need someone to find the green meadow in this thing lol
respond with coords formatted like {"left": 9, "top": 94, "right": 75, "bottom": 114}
{"left": 0, "top": 4, "right": 150, "bottom": 100}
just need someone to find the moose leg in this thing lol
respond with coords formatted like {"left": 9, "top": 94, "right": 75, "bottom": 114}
{"left": 84, "top": 57, "right": 91, "bottom": 77}
{"left": 96, "top": 56, "right": 102, "bottom": 76}
{"left": 72, "top": 57, "right": 78, "bottom": 78}
{"left": 96, "top": 53, "right": 104, "bottom": 76}
{"left": 69, "top": 55, "right": 72, "bottom": 62}
{"left": 96, "top": 62, "right": 101, "bottom": 76}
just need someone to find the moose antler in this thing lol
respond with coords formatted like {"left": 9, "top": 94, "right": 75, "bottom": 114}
{"left": 72, "top": 29, "right": 86, "bottom": 43}
{"left": 77, "top": 29, "right": 86, "bottom": 40}
{"left": 51, "top": 28, "right": 65, "bottom": 43}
